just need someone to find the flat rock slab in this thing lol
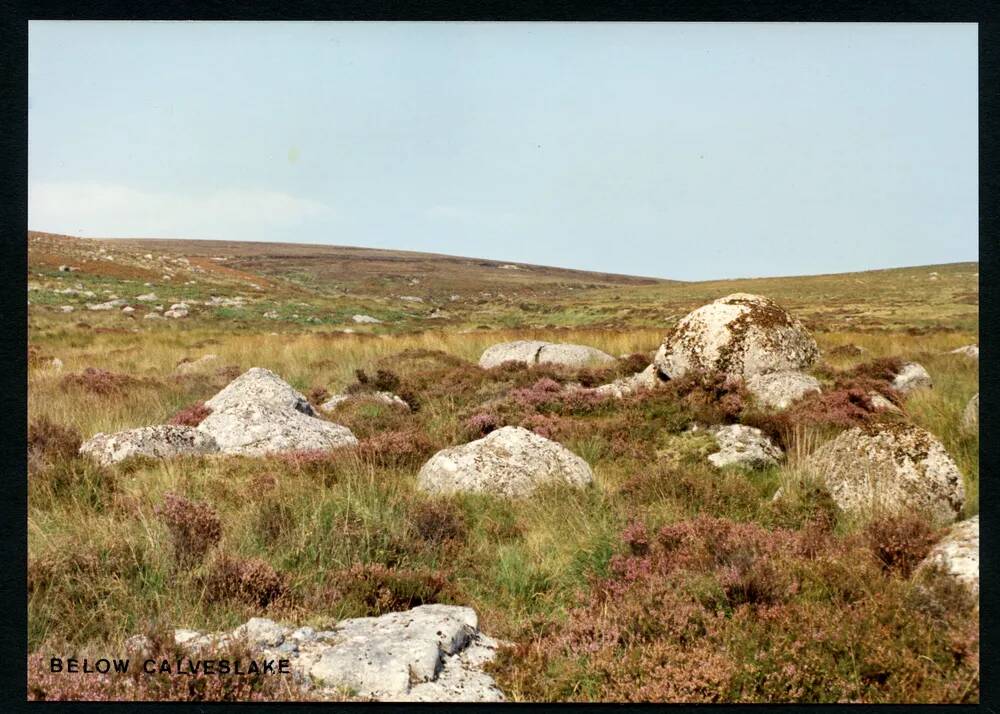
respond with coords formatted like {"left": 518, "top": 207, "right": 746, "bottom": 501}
{"left": 478, "top": 340, "right": 614, "bottom": 369}
{"left": 79, "top": 425, "right": 219, "bottom": 466}
{"left": 417, "top": 425, "right": 593, "bottom": 497}
{"left": 170, "top": 605, "right": 504, "bottom": 702}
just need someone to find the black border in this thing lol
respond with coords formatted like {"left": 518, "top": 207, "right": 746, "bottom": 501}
{"left": 2, "top": 3, "right": 996, "bottom": 712}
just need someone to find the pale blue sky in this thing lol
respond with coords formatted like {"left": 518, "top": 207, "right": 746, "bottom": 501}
{"left": 28, "top": 22, "right": 977, "bottom": 281}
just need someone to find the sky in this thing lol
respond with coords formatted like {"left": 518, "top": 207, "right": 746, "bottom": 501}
{"left": 28, "top": 22, "right": 977, "bottom": 281}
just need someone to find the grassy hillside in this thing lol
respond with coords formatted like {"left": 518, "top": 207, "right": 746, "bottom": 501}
{"left": 27, "top": 232, "right": 979, "bottom": 702}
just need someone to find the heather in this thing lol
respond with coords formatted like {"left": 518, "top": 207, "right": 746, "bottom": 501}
{"left": 26, "top": 241, "right": 978, "bottom": 702}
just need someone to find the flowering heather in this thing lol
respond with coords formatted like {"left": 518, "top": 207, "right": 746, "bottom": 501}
{"left": 60, "top": 367, "right": 147, "bottom": 395}
{"left": 154, "top": 493, "right": 222, "bottom": 568}
{"left": 167, "top": 401, "right": 212, "bottom": 427}
{"left": 202, "top": 554, "right": 288, "bottom": 608}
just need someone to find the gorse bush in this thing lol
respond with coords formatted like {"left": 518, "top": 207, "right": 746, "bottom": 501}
{"left": 154, "top": 493, "right": 222, "bottom": 568}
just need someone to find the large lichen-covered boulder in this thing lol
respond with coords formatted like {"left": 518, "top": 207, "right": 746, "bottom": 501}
{"left": 417, "top": 426, "right": 593, "bottom": 497}
{"left": 745, "top": 370, "right": 821, "bottom": 410}
{"left": 80, "top": 425, "right": 219, "bottom": 466}
{"left": 478, "top": 341, "right": 614, "bottom": 369}
{"left": 204, "top": 367, "right": 316, "bottom": 416}
{"left": 198, "top": 367, "right": 358, "bottom": 455}
{"left": 706, "top": 424, "right": 782, "bottom": 469}
{"left": 803, "top": 423, "right": 965, "bottom": 524}
{"left": 962, "top": 393, "right": 979, "bottom": 432}
{"left": 197, "top": 402, "right": 358, "bottom": 456}
{"left": 916, "top": 516, "right": 979, "bottom": 596}
{"left": 168, "top": 605, "right": 504, "bottom": 702}
{"left": 653, "top": 293, "right": 819, "bottom": 380}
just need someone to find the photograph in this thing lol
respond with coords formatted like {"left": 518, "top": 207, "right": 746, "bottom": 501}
{"left": 25, "top": 20, "right": 979, "bottom": 702}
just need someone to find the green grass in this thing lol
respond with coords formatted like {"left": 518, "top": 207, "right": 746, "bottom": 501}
{"left": 26, "top": 232, "right": 979, "bottom": 702}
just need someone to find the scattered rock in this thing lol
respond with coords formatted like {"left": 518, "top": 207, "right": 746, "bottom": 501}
{"left": 745, "top": 370, "right": 821, "bottom": 410}
{"left": 892, "top": 362, "right": 933, "bottom": 394}
{"left": 949, "top": 345, "right": 979, "bottom": 359}
{"left": 121, "top": 306, "right": 135, "bottom": 314}
{"left": 478, "top": 340, "right": 614, "bottom": 369}
{"left": 653, "top": 293, "right": 819, "bottom": 380}
{"left": 164, "top": 308, "right": 189, "bottom": 318}
{"left": 417, "top": 426, "right": 593, "bottom": 497}
{"left": 86, "top": 299, "right": 127, "bottom": 311}
{"left": 537, "top": 343, "right": 615, "bottom": 368}
{"left": 197, "top": 368, "right": 358, "bottom": 456}
{"left": 166, "top": 605, "right": 504, "bottom": 702}
{"left": 803, "top": 423, "right": 965, "bottom": 524}
{"left": 399, "top": 295, "right": 424, "bottom": 303}
{"left": 592, "top": 363, "right": 665, "bottom": 398}
{"left": 706, "top": 424, "right": 782, "bottom": 469}
{"left": 144, "top": 312, "right": 165, "bottom": 320}
{"left": 204, "top": 367, "right": 316, "bottom": 416}
{"left": 962, "top": 393, "right": 978, "bottom": 432}
{"left": 320, "top": 391, "right": 410, "bottom": 411}
{"left": 916, "top": 516, "right": 979, "bottom": 596}
{"left": 352, "top": 314, "right": 382, "bottom": 324}
{"left": 136, "top": 293, "right": 158, "bottom": 302}
{"left": 478, "top": 340, "right": 550, "bottom": 369}
{"left": 868, "top": 392, "right": 903, "bottom": 413}
{"left": 174, "top": 354, "right": 220, "bottom": 375}
{"left": 80, "top": 425, "right": 219, "bottom": 466}
{"left": 59, "top": 305, "right": 74, "bottom": 313}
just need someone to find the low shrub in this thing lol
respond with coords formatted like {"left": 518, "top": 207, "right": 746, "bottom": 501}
{"left": 154, "top": 493, "right": 222, "bottom": 568}
{"left": 202, "top": 554, "right": 288, "bottom": 608}
{"left": 321, "top": 563, "right": 449, "bottom": 617}
{"left": 864, "top": 515, "right": 939, "bottom": 578}
{"left": 409, "top": 499, "right": 468, "bottom": 548}
{"left": 60, "top": 367, "right": 146, "bottom": 395}
{"left": 28, "top": 416, "right": 82, "bottom": 464}
{"left": 167, "top": 401, "right": 212, "bottom": 427}
{"left": 356, "top": 429, "right": 436, "bottom": 469}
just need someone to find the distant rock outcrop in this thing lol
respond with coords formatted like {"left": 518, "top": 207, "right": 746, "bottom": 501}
{"left": 417, "top": 426, "right": 593, "bottom": 497}
{"left": 478, "top": 341, "right": 615, "bottom": 369}
{"left": 653, "top": 293, "right": 819, "bottom": 380}
{"left": 803, "top": 423, "right": 965, "bottom": 524}
{"left": 80, "top": 425, "right": 219, "bottom": 465}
